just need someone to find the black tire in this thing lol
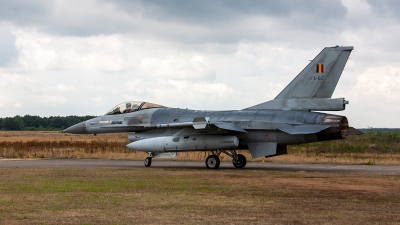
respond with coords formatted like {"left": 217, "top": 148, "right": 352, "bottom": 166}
{"left": 233, "top": 154, "right": 246, "bottom": 168}
{"left": 144, "top": 157, "right": 152, "bottom": 167}
{"left": 205, "top": 155, "right": 220, "bottom": 169}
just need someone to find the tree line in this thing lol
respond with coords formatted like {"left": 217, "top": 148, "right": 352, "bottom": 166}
{"left": 0, "top": 115, "right": 96, "bottom": 131}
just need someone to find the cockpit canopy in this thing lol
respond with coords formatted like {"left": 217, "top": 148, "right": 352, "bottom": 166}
{"left": 105, "top": 101, "right": 163, "bottom": 115}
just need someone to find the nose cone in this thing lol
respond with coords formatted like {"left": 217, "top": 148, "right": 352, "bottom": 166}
{"left": 64, "top": 121, "right": 87, "bottom": 134}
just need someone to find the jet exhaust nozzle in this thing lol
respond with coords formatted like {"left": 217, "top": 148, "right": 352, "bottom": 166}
{"left": 316, "top": 115, "right": 349, "bottom": 141}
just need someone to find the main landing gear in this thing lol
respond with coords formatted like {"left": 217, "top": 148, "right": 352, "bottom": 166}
{"left": 143, "top": 150, "right": 247, "bottom": 169}
{"left": 205, "top": 149, "right": 247, "bottom": 169}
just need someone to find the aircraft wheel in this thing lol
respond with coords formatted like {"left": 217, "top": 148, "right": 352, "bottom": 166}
{"left": 205, "top": 155, "right": 220, "bottom": 169}
{"left": 233, "top": 154, "right": 246, "bottom": 168}
{"left": 144, "top": 157, "right": 152, "bottom": 167}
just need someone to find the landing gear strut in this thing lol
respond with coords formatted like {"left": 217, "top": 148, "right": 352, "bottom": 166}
{"left": 205, "top": 149, "right": 247, "bottom": 169}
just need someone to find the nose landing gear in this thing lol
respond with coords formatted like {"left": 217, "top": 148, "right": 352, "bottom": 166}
{"left": 144, "top": 153, "right": 153, "bottom": 167}
{"left": 144, "top": 157, "right": 152, "bottom": 167}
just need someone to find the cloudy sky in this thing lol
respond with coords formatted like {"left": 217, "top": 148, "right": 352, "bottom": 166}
{"left": 1, "top": 0, "right": 400, "bottom": 128}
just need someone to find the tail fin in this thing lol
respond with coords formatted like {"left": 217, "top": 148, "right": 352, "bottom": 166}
{"left": 275, "top": 46, "right": 353, "bottom": 99}
{"left": 246, "top": 46, "right": 353, "bottom": 111}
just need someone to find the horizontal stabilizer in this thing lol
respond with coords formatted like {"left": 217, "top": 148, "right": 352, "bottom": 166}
{"left": 213, "top": 122, "right": 247, "bottom": 133}
{"left": 278, "top": 124, "right": 330, "bottom": 135}
{"left": 348, "top": 127, "right": 364, "bottom": 135}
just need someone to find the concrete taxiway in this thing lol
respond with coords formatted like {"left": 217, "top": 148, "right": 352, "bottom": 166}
{"left": 0, "top": 158, "right": 399, "bottom": 174}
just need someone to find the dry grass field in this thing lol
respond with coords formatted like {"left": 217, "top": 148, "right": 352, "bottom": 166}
{"left": 1, "top": 131, "right": 400, "bottom": 224}
{"left": 1, "top": 131, "right": 400, "bottom": 165}
{"left": 0, "top": 168, "right": 399, "bottom": 224}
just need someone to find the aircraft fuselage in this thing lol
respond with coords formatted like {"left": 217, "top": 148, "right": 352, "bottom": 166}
{"left": 66, "top": 107, "right": 348, "bottom": 148}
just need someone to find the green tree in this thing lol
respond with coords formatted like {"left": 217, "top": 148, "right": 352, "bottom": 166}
{"left": 2, "top": 116, "right": 23, "bottom": 131}
{"left": 1, "top": 115, "right": 96, "bottom": 131}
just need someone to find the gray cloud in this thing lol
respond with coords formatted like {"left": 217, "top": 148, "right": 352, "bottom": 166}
{"left": 137, "top": 0, "right": 347, "bottom": 23}
{"left": 0, "top": 26, "right": 18, "bottom": 67}
{"left": 367, "top": 0, "right": 400, "bottom": 20}
{"left": 0, "top": 1, "right": 50, "bottom": 26}
{"left": 0, "top": 0, "right": 347, "bottom": 44}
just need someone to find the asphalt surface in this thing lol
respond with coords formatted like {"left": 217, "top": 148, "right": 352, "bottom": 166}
{"left": 0, "top": 158, "right": 399, "bottom": 174}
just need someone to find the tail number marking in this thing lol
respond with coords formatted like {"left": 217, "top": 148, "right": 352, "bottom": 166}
{"left": 310, "top": 76, "right": 324, "bottom": 81}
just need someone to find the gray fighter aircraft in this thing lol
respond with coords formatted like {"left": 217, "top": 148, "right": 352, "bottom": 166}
{"left": 64, "top": 46, "right": 362, "bottom": 169}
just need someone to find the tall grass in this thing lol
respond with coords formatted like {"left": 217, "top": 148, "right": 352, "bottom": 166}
{"left": 0, "top": 140, "right": 131, "bottom": 159}
{"left": 1, "top": 131, "right": 400, "bottom": 165}
{"left": 277, "top": 131, "right": 400, "bottom": 165}
{"left": 289, "top": 131, "right": 400, "bottom": 154}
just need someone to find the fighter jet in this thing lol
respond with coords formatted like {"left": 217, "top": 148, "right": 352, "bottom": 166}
{"left": 64, "top": 46, "right": 362, "bottom": 169}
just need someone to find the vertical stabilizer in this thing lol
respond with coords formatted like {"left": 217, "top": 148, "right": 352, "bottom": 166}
{"left": 275, "top": 46, "right": 353, "bottom": 99}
